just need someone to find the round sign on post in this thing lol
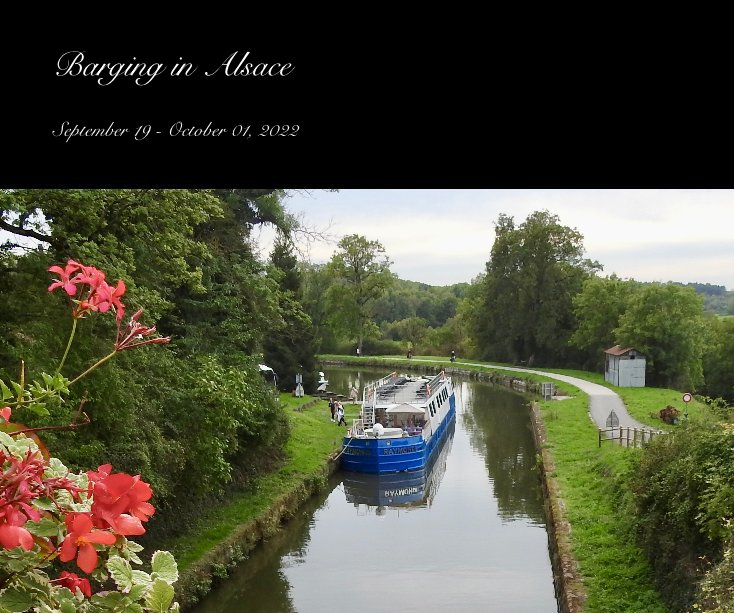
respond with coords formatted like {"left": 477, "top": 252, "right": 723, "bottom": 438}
{"left": 682, "top": 393, "right": 692, "bottom": 403}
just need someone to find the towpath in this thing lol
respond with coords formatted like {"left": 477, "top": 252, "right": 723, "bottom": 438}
{"left": 387, "top": 358, "right": 656, "bottom": 431}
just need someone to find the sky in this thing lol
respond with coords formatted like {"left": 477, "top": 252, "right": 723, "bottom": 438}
{"left": 253, "top": 189, "right": 734, "bottom": 291}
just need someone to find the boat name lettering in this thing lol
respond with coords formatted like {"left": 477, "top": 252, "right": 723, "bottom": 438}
{"left": 343, "top": 448, "right": 371, "bottom": 456}
{"left": 384, "top": 487, "right": 419, "bottom": 496}
{"left": 382, "top": 446, "right": 417, "bottom": 455}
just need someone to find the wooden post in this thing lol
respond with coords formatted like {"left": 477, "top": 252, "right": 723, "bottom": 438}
{"left": 599, "top": 429, "right": 602, "bottom": 448}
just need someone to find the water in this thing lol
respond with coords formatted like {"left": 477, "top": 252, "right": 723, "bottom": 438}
{"left": 192, "top": 367, "right": 557, "bottom": 612}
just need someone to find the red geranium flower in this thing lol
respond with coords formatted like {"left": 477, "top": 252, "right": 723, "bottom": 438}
{"left": 92, "top": 279, "right": 126, "bottom": 322}
{"left": 0, "top": 406, "right": 10, "bottom": 422}
{"left": 60, "top": 513, "right": 117, "bottom": 574}
{"left": 87, "top": 465, "right": 154, "bottom": 535}
{"left": 0, "top": 507, "right": 34, "bottom": 551}
{"left": 56, "top": 571, "right": 92, "bottom": 598}
{"left": 48, "top": 260, "right": 84, "bottom": 296}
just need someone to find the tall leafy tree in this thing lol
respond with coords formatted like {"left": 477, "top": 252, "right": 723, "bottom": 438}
{"left": 474, "top": 211, "right": 601, "bottom": 365}
{"left": 325, "top": 234, "right": 393, "bottom": 354}
{"left": 299, "top": 262, "right": 338, "bottom": 353}
{"left": 615, "top": 283, "right": 709, "bottom": 389}
{"left": 571, "top": 274, "right": 641, "bottom": 369}
{"left": 263, "top": 234, "right": 318, "bottom": 392}
{"left": 701, "top": 317, "right": 734, "bottom": 402}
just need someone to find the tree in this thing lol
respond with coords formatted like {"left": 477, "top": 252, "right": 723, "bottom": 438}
{"left": 388, "top": 316, "right": 430, "bottom": 351}
{"left": 615, "top": 283, "right": 709, "bottom": 389}
{"left": 700, "top": 317, "right": 734, "bottom": 402}
{"left": 474, "top": 211, "right": 600, "bottom": 365}
{"left": 325, "top": 234, "right": 393, "bottom": 354}
{"left": 262, "top": 234, "right": 318, "bottom": 392}
{"left": 571, "top": 275, "right": 640, "bottom": 369}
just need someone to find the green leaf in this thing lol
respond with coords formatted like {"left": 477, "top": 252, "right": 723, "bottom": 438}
{"left": 25, "top": 517, "right": 61, "bottom": 537}
{"left": 59, "top": 598, "right": 77, "bottom": 613}
{"left": 10, "top": 382, "right": 23, "bottom": 398}
{"left": 25, "top": 402, "right": 49, "bottom": 417}
{"left": 107, "top": 555, "right": 134, "bottom": 591}
{"left": 125, "top": 540, "right": 144, "bottom": 553}
{"left": 0, "top": 588, "right": 34, "bottom": 613}
{"left": 144, "top": 579, "right": 175, "bottom": 613}
{"left": 33, "top": 497, "right": 57, "bottom": 511}
{"left": 91, "top": 591, "right": 124, "bottom": 607}
{"left": 121, "top": 604, "right": 143, "bottom": 613}
{"left": 150, "top": 551, "right": 178, "bottom": 584}
{"left": 131, "top": 569, "right": 151, "bottom": 586}
{"left": 128, "top": 584, "right": 148, "bottom": 601}
{"left": 0, "top": 380, "right": 12, "bottom": 401}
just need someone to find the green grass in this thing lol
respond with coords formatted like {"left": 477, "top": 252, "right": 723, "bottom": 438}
{"left": 539, "top": 392, "right": 668, "bottom": 612}
{"left": 168, "top": 356, "right": 709, "bottom": 610}
{"left": 162, "top": 393, "right": 346, "bottom": 571}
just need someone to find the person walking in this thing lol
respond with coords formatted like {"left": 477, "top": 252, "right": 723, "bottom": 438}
{"left": 336, "top": 402, "right": 346, "bottom": 426}
{"left": 329, "top": 398, "right": 336, "bottom": 422}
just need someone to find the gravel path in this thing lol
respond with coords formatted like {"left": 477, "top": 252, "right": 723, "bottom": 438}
{"left": 390, "top": 358, "right": 658, "bottom": 432}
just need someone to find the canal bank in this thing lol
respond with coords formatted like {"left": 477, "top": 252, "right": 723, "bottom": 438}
{"left": 171, "top": 394, "right": 347, "bottom": 610}
{"left": 324, "top": 357, "right": 667, "bottom": 612}
{"left": 190, "top": 366, "right": 557, "bottom": 612}
{"left": 175, "top": 358, "right": 666, "bottom": 611}
{"left": 326, "top": 357, "right": 587, "bottom": 612}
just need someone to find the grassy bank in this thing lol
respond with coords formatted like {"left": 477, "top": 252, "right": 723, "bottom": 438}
{"left": 163, "top": 392, "right": 348, "bottom": 607}
{"left": 328, "top": 355, "right": 709, "bottom": 612}
{"left": 169, "top": 355, "right": 705, "bottom": 611}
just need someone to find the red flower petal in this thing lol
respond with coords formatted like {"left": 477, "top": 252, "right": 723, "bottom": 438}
{"left": 85, "top": 530, "right": 117, "bottom": 546}
{"left": 101, "top": 473, "right": 136, "bottom": 497}
{"left": 109, "top": 513, "right": 145, "bottom": 536}
{"left": 76, "top": 542, "right": 99, "bottom": 574}
{"left": 59, "top": 536, "right": 78, "bottom": 562}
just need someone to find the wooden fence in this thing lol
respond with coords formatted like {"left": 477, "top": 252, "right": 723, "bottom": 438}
{"left": 598, "top": 426, "right": 663, "bottom": 448}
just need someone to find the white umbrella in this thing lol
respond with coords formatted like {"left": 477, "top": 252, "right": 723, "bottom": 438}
{"left": 386, "top": 403, "right": 425, "bottom": 414}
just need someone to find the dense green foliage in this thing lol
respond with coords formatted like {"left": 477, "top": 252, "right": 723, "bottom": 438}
{"left": 628, "top": 419, "right": 734, "bottom": 611}
{"left": 0, "top": 188, "right": 317, "bottom": 545}
{"left": 323, "top": 234, "right": 393, "bottom": 353}
{"left": 472, "top": 210, "right": 601, "bottom": 366}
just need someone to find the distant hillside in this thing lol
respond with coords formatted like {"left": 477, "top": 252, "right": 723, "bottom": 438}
{"left": 372, "top": 278, "right": 470, "bottom": 328}
{"left": 672, "top": 282, "right": 734, "bottom": 315}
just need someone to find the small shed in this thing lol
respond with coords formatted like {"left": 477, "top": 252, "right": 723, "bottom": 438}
{"left": 604, "top": 346, "right": 646, "bottom": 387}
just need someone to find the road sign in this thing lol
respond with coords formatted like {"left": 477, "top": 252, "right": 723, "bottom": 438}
{"left": 682, "top": 393, "right": 692, "bottom": 403}
{"left": 606, "top": 410, "right": 619, "bottom": 428}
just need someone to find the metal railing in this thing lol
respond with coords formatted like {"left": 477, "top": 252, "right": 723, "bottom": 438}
{"left": 598, "top": 426, "right": 663, "bottom": 448}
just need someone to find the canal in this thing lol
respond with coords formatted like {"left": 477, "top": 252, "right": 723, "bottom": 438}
{"left": 192, "top": 367, "right": 558, "bottom": 612}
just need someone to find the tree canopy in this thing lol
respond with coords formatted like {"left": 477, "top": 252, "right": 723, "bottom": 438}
{"left": 324, "top": 234, "right": 393, "bottom": 353}
{"left": 473, "top": 210, "right": 600, "bottom": 366}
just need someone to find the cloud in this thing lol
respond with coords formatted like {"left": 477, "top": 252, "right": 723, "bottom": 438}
{"left": 275, "top": 189, "right": 734, "bottom": 289}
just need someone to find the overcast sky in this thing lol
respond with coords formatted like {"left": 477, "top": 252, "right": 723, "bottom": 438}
{"left": 254, "top": 189, "right": 734, "bottom": 290}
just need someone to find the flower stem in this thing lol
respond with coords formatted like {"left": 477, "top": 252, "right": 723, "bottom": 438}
{"left": 56, "top": 318, "right": 78, "bottom": 375}
{"left": 68, "top": 350, "right": 117, "bottom": 387}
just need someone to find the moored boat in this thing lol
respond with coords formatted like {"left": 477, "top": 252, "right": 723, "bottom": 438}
{"left": 342, "top": 418, "right": 455, "bottom": 507}
{"left": 340, "top": 370, "right": 457, "bottom": 474}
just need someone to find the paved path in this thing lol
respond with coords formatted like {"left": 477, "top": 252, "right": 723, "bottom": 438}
{"left": 389, "top": 358, "right": 657, "bottom": 432}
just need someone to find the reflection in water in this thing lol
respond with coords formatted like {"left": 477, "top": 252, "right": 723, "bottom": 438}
{"left": 192, "top": 367, "right": 556, "bottom": 613}
{"left": 460, "top": 382, "right": 546, "bottom": 524}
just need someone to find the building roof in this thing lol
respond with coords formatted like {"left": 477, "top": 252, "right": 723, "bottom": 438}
{"left": 604, "top": 345, "right": 641, "bottom": 356}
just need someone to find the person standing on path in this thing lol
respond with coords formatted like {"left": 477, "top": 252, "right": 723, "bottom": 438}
{"left": 336, "top": 402, "right": 346, "bottom": 426}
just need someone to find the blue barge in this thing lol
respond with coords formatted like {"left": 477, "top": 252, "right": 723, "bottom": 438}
{"left": 340, "top": 370, "right": 457, "bottom": 474}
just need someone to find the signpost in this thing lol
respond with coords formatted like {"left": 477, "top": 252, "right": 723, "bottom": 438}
{"left": 295, "top": 373, "right": 304, "bottom": 398}
{"left": 682, "top": 392, "right": 691, "bottom": 419}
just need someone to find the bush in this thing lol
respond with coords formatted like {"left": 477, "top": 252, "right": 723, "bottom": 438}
{"left": 628, "top": 420, "right": 734, "bottom": 610}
